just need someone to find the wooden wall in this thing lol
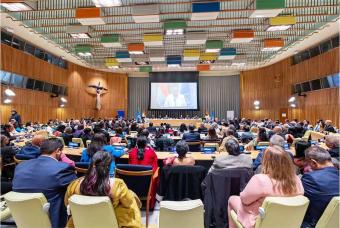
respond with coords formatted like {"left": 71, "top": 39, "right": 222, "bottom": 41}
{"left": 0, "top": 44, "right": 128, "bottom": 123}
{"left": 241, "top": 47, "right": 339, "bottom": 127}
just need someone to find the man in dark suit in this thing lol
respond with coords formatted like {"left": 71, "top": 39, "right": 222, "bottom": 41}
{"left": 182, "top": 124, "right": 201, "bottom": 151}
{"left": 301, "top": 146, "right": 339, "bottom": 228}
{"left": 147, "top": 122, "right": 157, "bottom": 133}
{"left": 12, "top": 138, "right": 77, "bottom": 228}
{"left": 324, "top": 120, "right": 336, "bottom": 133}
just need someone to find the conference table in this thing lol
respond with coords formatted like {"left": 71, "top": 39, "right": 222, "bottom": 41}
{"left": 145, "top": 118, "right": 202, "bottom": 127}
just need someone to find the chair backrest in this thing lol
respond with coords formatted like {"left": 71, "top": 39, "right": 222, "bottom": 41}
{"left": 316, "top": 196, "right": 340, "bottom": 228}
{"left": 56, "top": 136, "right": 65, "bottom": 146}
{"left": 72, "top": 138, "right": 85, "bottom": 148}
{"left": 4, "top": 191, "right": 51, "bottom": 228}
{"left": 75, "top": 162, "right": 90, "bottom": 174}
{"left": 159, "top": 165, "right": 206, "bottom": 201}
{"left": 254, "top": 195, "right": 309, "bottom": 228}
{"left": 310, "top": 131, "right": 326, "bottom": 141}
{"left": 302, "top": 130, "right": 312, "bottom": 141}
{"left": 159, "top": 199, "right": 204, "bottom": 228}
{"left": 68, "top": 194, "right": 119, "bottom": 228}
{"left": 115, "top": 164, "right": 154, "bottom": 199}
{"left": 14, "top": 154, "right": 33, "bottom": 164}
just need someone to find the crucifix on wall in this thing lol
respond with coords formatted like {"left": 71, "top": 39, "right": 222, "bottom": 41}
{"left": 88, "top": 82, "right": 108, "bottom": 110}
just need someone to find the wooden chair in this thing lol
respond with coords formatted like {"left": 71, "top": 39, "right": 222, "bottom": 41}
{"left": 115, "top": 164, "right": 158, "bottom": 228}
{"left": 72, "top": 138, "right": 85, "bottom": 148}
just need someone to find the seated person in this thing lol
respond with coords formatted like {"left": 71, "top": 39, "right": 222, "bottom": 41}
{"left": 81, "top": 133, "right": 125, "bottom": 176}
{"left": 293, "top": 141, "right": 312, "bottom": 175}
{"left": 228, "top": 146, "right": 304, "bottom": 228}
{"left": 61, "top": 127, "right": 74, "bottom": 146}
{"left": 129, "top": 136, "right": 158, "bottom": 172}
{"left": 203, "top": 127, "right": 219, "bottom": 141}
{"left": 324, "top": 120, "right": 336, "bottom": 133}
{"left": 73, "top": 124, "right": 84, "bottom": 138}
{"left": 1, "top": 124, "right": 16, "bottom": 141}
{"left": 239, "top": 125, "right": 253, "bottom": 144}
{"left": 325, "top": 135, "right": 340, "bottom": 159}
{"left": 164, "top": 140, "right": 195, "bottom": 166}
{"left": 18, "top": 134, "right": 46, "bottom": 158}
{"left": 12, "top": 139, "right": 77, "bottom": 228}
{"left": 65, "top": 151, "right": 142, "bottom": 228}
{"left": 245, "top": 127, "right": 268, "bottom": 151}
{"left": 178, "top": 123, "right": 188, "bottom": 134}
{"left": 301, "top": 146, "right": 339, "bottom": 228}
{"left": 110, "top": 127, "right": 124, "bottom": 144}
{"left": 81, "top": 127, "right": 93, "bottom": 145}
{"left": 182, "top": 124, "right": 201, "bottom": 151}
{"left": 1, "top": 135, "right": 17, "bottom": 179}
{"left": 210, "top": 138, "right": 252, "bottom": 172}
{"left": 197, "top": 123, "right": 208, "bottom": 133}
{"left": 147, "top": 122, "right": 157, "bottom": 133}
{"left": 219, "top": 129, "right": 238, "bottom": 152}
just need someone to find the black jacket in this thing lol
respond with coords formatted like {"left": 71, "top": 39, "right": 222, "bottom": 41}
{"left": 158, "top": 165, "right": 206, "bottom": 201}
{"left": 201, "top": 168, "right": 253, "bottom": 228}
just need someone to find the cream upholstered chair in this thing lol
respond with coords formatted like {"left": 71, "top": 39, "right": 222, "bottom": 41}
{"left": 302, "top": 130, "right": 312, "bottom": 141}
{"left": 230, "top": 195, "right": 309, "bottom": 228}
{"left": 0, "top": 195, "right": 11, "bottom": 223}
{"left": 315, "top": 196, "right": 340, "bottom": 228}
{"left": 310, "top": 131, "right": 326, "bottom": 141}
{"left": 158, "top": 199, "right": 204, "bottom": 228}
{"left": 72, "top": 138, "right": 85, "bottom": 148}
{"left": 4, "top": 191, "right": 51, "bottom": 228}
{"left": 68, "top": 194, "right": 119, "bottom": 228}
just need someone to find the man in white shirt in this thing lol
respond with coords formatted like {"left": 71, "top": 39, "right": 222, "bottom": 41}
{"left": 163, "top": 86, "right": 187, "bottom": 108}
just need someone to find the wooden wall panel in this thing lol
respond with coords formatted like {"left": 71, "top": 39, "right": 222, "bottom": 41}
{"left": 241, "top": 47, "right": 339, "bottom": 127}
{"left": 0, "top": 44, "right": 128, "bottom": 123}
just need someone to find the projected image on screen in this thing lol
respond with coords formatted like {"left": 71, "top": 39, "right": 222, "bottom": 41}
{"left": 150, "top": 82, "right": 198, "bottom": 109}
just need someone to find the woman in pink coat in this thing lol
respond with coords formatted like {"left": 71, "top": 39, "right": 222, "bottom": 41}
{"left": 228, "top": 146, "right": 304, "bottom": 228}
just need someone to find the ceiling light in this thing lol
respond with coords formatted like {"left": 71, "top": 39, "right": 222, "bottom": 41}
{"left": 166, "top": 29, "right": 184, "bottom": 36}
{"left": 60, "top": 104, "right": 65, "bottom": 108}
{"left": 266, "top": 25, "right": 292, "bottom": 32}
{"left": 3, "top": 98, "right": 12, "bottom": 104}
{"left": 129, "top": 51, "right": 144, "bottom": 55}
{"left": 232, "top": 62, "right": 246, "bottom": 67}
{"left": 78, "top": 52, "right": 92, "bottom": 57}
{"left": 205, "top": 48, "right": 220, "bottom": 53}
{"left": 60, "top": 97, "right": 68, "bottom": 103}
{"left": 290, "top": 103, "right": 296, "bottom": 108}
{"left": 108, "top": 66, "right": 119, "bottom": 69}
{"left": 288, "top": 96, "right": 296, "bottom": 103}
{"left": 69, "top": 33, "right": 91, "bottom": 39}
{"left": 255, "top": 106, "right": 260, "bottom": 110}
{"left": 1, "top": 2, "right": 36, "bottom": 11}
{"left": 168, "top": 64, "right": 181, "bottom": 68}
{"left": 254, "top": 100, "right": 260, "bottom": 106}
{"left": 92, "top": 0, "right": 122, "bottom": 7}
{"left": 5, "top": 88, "right": 16, "bottom": 96}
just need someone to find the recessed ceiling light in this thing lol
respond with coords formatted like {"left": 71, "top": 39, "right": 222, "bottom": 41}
{"left": 129, "top": 51, "right": 144, "bottom": 55}
{"left": 166, "top": 29, "right": 184, "bottom": 36}
{"left": 60, "top": 97, "right": 68, "bottom": 103}
{"left": 3, "top": 98, "right": 12, "bottom": 104}
{"left": 78, "top": 52, "right": 92, "bottom": 57}
{"left": 69, "top": 33, "right": 91, "bottom": 39}
{"left": 261, "top": 47, "right": 282, "bottom": 52}
{"left": 108, "top": 65, "right": 119, "bottom": 69}
{"left": 5, "top": 88, "right": 16, "bottom": 96}
{"left": 266, "top": 25, "right": 292, "bottom": 32}
{"left": 290, "top": 103, "right": 296, "bottom": 108}
{"left": 254, "top": 100, "right": 260, "bottom": 106}
{"left": 205, "top": 48, "right": 220, "bottom": 53}
{"left": 168, "top": 64, "right": 181, "bottom": 68}
{"left": 92, "top": 0, "right": 122, "bottom": 7}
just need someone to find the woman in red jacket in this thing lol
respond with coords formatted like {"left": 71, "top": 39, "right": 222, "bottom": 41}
{"left": 128, "top": 136, "right": 159, "bottom": 209}
{"left": 129, "top": 136, "right": 158, "bottom": 171}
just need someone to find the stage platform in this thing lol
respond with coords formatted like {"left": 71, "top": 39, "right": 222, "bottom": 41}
{"left": 145, "top": 118, "right": 202, "bottom": 127}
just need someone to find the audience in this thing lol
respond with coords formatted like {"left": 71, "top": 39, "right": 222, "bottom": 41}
{"left": 61, "top": 127, "right": 73, "bottom": 146}
{"left": 324, "top": 120, "right": 336, "bottom": 133}
{"left": 129, "top": 136, "right": 158, "bottom": 172}
{"left": 147, "top": 122, "right": 157, "bottom": 133}
{"left": 178, "top": 123, "right": 188, "bottom": 133}
{"left": 65, "top": 151, "right": 142, "bottom": 228}
{"left": 164, "top": 140, "right": 195, "bottom": 166}
{"left": 219, "top": 129, "right": 238, "bottom": 152}
{"left": 239, "top": 125, "right": 253, "bottom": 144}
{"left": 80, "top": 134, "right": 125, "bottom": 176}
{"left": 245, "top": 127, "right": 269, "bottom": 150}
{"left": 80, "top": 127, "right": 93, "bottom": 145}
{"left": 197, "top": 123, "right": 208, "bottom": 133}
{"left": 12, "top": 139, "right": 77, "bottom": 228}
{"left": 203, "top": 127, "right": 219, "bottom": 141}
{"left": 293, "top": 141, "right": 312, "bottom": 175}
{"left": 301, "top": 146, "right": 339, "bottom": 227}
{"left": 228, "top": 146, "right": 304, "bottom": 228}
{"left": 210, "top": 138, "right": 252, "bottom": 171}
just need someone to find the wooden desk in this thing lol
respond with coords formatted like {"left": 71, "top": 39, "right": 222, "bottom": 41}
{"left": 146, "top": 119, "right": 202, "bottom": 127}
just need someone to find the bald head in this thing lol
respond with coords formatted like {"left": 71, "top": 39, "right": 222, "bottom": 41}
{"left": 325, "top": 135, "right": 340, "bottom": 149}
{"left": 32, "top": 135, "right": 47, "bottom": 147}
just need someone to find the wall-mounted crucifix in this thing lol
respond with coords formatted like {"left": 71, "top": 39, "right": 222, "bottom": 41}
{"left": 88, "top": 82, "right": 108, "bottom": 110}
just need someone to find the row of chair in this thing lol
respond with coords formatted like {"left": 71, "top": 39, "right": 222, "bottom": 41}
{"left": 3, "top": 191, "right": 338, "bottom": 228}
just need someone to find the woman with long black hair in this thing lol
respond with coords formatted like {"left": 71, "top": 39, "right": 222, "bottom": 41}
{"left": 65, "top": 151, "right": 141, "bottom": 228}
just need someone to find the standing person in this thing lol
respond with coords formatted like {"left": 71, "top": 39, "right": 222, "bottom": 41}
{"left": 12, "top": 139, "right": 77, "bottom": 228}
{"left": 301, "top": 146, "right": 339, "bottom": 227}
{"left": 9, "top": 109, "right": 21, "bottom": 127}
{"left": 228, "top": 146, "right": 304, "bottom": 228}
{"left": 65, "top": 151, "right": 142, "bottom": 228}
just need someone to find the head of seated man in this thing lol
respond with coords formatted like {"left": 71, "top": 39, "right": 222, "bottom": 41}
{"left": 188, "top": 124, "right": 195, "bottom": 132}
{"left": 31, "top": 134, "right": 47, "bottom": 147}
{"left": 269, "top": 134, "right": 285, "bottom": 148}
{"left": 225, "top": 138, "right": 241, "bottom": 156}
{"left": 325, "top": 135, "right": 340, "bottom": 158}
